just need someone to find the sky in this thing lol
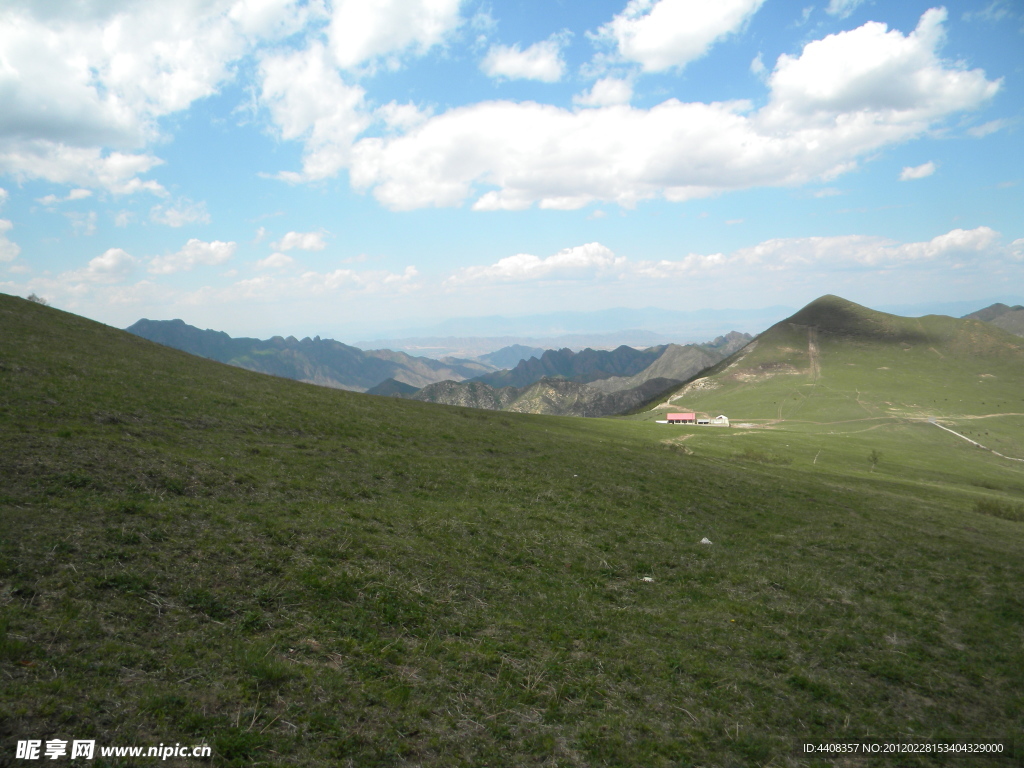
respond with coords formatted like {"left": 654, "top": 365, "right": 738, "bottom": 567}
{"left": 0, "top": 0, "right": 1022, "bottom": 341}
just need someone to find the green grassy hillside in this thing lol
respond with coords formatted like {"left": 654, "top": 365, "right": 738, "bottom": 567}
{"left": 646, "top": 295, "right": 1024, "bottom": 424}
{"left": 2, "top": 294, "right": 1023, "bottom": 767}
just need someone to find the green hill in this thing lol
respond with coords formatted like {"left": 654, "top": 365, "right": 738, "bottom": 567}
{"left": 645, "top": 294, "right": 1024, "bottom": 425}
{"left": 2, "top": 293, "right": 1023, "bottom": 766}
{"left": 364, "top": 377, "right": 422, "bottom": 397}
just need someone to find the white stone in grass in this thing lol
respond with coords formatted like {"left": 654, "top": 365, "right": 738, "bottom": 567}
{"left": 700, "top": 537, "right": 712, "bottom": 545}
{"left": 641, "top": 576, "right": 654, "bottom": 582}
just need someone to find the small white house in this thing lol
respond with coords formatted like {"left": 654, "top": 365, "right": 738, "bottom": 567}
{"left": 712, "top": 415, "right": 730, "bottom": 426}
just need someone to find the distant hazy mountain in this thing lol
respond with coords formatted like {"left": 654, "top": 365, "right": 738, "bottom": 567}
{"left": 961, "top": 303, "right": 1024, "bottom": 338}
{"left": 477, "top": 345, "right": 548, "bottom": 370}
{"left": 699, "top": 331, "right": 754, "bottom": 357}
{"left": 586, "top": 344, "right": 722, "bottom": 394}
{"left": 399, "top": 337, "right": 742, "bottom": 417}
{"left": 992, "top": 310, "right": 1024, "bottom": 337}
{"left": 474, "top": 345, "right": 665, "bottom": 389}
{"left": 352, "top": 330, "right": 674, "bottom": 358}
{"left": 476, "top": 333, "right": 750, "bottom": 389}
{"left": 961, "top": 303, "right": 1024, "bottom": 323}
{"left": 357, "top": 305, "right": 793, "bottom": 342}
{"left": 125, "top": 319, "right": 498, "bottom": 392}
{"left": 881, "top": 297, "right": 1024, "bottom": 318}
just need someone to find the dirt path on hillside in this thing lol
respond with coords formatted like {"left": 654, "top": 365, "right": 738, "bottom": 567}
{"left": 950, "top": 413, "right": 1024, "bottom": 420}
{"left": 853, "top": 388, "right": 875, "bottom": 416}
{"left": 660, "top": 433, "right": 694, "bottom": 445}
{"left": 928, "top": 419, "right": 1024, "bottom": 463}
{"left": 807, "top": 326, "right": 821, "bottom": 381}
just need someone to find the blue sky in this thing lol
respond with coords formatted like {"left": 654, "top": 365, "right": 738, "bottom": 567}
{"left": 0, "top": 0, "right": 1021, "bottom": 340}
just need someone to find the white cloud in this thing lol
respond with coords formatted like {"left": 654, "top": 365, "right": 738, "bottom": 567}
{"left": 301, "top": 264, "right": 419, "bottom": 294}
{"left": 826, "top": 0, "right": 866, "bottom": 19}
{"left": 443, "top": 227, "right": 1008, "bottom": 287}
{"left": 729, "top": 226, "right": 1001, "bottom": 268}
{"left": 271, "top": 231, "right": 328, "bottom": 251}
{"left": 229, "top": 0, "right": 326, "bottom": 38}
{"left": 900, "top": 161, "right": 936, "bottom": 181}
{"left": 0, "top": 220, "right": 21, "bottom": 262}
{"left": 0, "top": 142, "right": 166, "bottom": 195}
{"left": 377, "top": 101, "right": 432, "bottom": 132}
{"left": 255, "top": 252, "right": 294, "bottom": 269}
{"left": 326, "top": 0, "right": 464, "bottom": 70}
{"left": 259, "top": 43, "right": 371, "bottom": 182}
{"left": 67, "top": 210, "right": 98, "bottom": 236}
{"left": 114, "top": 210, "right": 134, "bottom": 227}
{"left": 335, "top": 9, "right": 998, "bottom": 211}
{"left": 67, "top": 248, "right": 138, "bottom": 283}
{"left": 445, "top": 243, "right": 626, "bottom": 286}
{"left": 481, "top": 37, "right": 566, "bottom": 82}
{"left": 895, "top": 226, "right": 1000, "bottom": 262}
{"left": 149, "top": 239, "right": 237, "bottom": 274}
{"left": 37, "top": 188, "right": 93, "bottom": 205}
{"left": 595, "top": 0, "right": 766, "bottom": 73}
{"left": 761, "top": 9, "right": 996, "bottom": 124}
{"left": 150, "top": 199, "right": 211, "bottom": 227}
{"left": 630, "top": 251, "right": 729, "bottom": 278}
{"left": 185, "top": 264, "right": 420, "bottom": 304}
{"left": 574, "top": 77, "right": 633, "bottom": 107}
{"left": 1010, "top": 238, "right": 1024, "bottom": 261}
{"left": 749, "top": 52, "right": 766, "bottom": 76}
{"left": 962, "top": 1, "right": 1013, "bottom": 23}
{"left": 0, "top": 188, "right": 7, "bottom": 208}
{"left": 968, "top": 119, "right": 1007, "bottom": 138}
{"left": 0, "top": 0, "right": 314, "bottom": 192}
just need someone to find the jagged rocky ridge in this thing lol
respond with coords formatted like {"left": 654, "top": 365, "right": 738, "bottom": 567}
{"left": 125, "top": 319, "right": 496, "bottom": 392}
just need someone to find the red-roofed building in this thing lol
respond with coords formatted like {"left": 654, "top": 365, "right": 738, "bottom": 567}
{"left": 667, "top": 412, "right": 696, "bottom": 424}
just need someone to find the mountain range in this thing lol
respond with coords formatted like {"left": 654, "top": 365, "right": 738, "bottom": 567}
{"left": 125, "top": 318, "right": 498, "bottom": 392}
{"left": 382, "top": 332, "right": 753, "bottom": 417}
{"left": 126, "top": 300, "right": 1022, "bottom": 422}
{"left": 126, "top": 318, "right": 752, "bottom": 416}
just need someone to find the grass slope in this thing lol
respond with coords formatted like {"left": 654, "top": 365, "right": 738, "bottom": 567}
{"left": 2, "top": 294, "right": 1023, "bottom": 767}
{"left": 648, "top": 295, "right": 1024, "bottom": 424}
